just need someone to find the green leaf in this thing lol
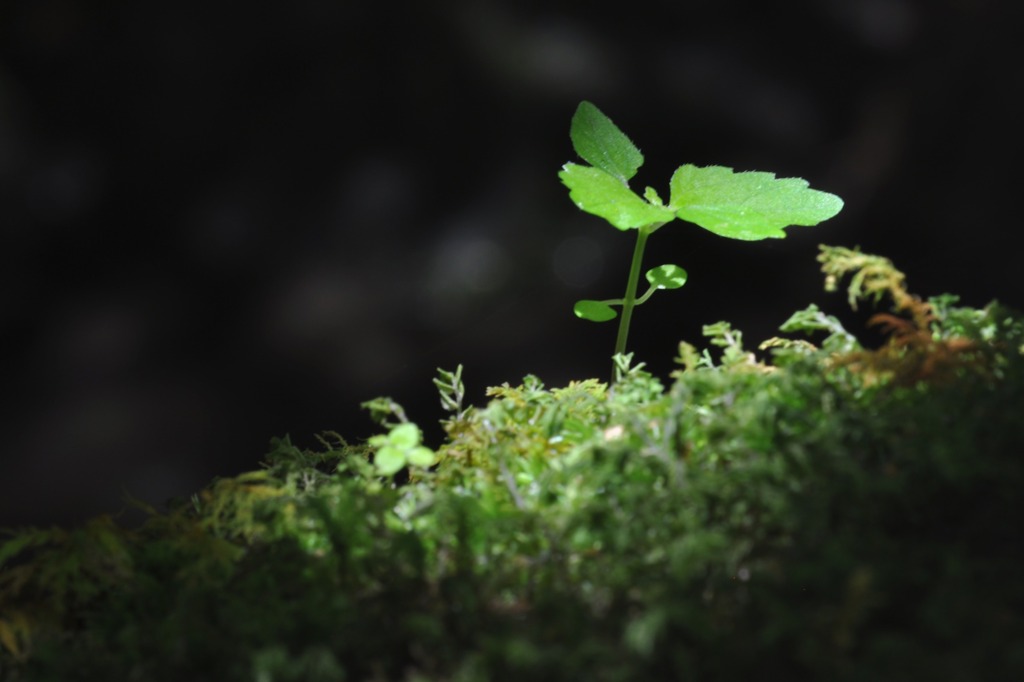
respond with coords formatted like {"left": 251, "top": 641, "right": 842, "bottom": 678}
{"left": 388, "top": 423, "right": 421, "bottom": 448}
{"left": 406, "top": 446, "right": 436, "bottom": 468}
{"left": 374, "top": 446, "right": 406, "bottom": 476}
{"left": 645, "top": 264, "right": 687, "bottom": 290}
{"left": 643, "top": 186, "right": 664, "bottom": 205}
{"left": 560, "top": 163, "right": 676, "bottom": 231}
{"left": 669, "top": 165, "right": 844, "bottom": 240}
{"left": 569, "top": 101, "right": 643, "bottom": 184}
{"left": 574, "top": 300, "right": 618, "bottom": 322}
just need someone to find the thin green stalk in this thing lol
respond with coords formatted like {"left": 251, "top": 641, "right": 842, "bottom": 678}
{"left": 613, "top": 224, "right": 654, "bottom": 358}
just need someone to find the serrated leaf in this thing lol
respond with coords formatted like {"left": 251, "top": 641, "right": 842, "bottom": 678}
{"left": 569, "top": 101, "right": 643, "bottom": 184}
{"left": 560, "top": 163, "right": 676, "bottom": 231}
{"left": 669, "top": 165, "right": 844, "bottom": 240}
{"left": 374, "top": 446, "right": 405, "bottom": 476}
{"left": 645, "top": 264, "right": 687, "bottom": 290}
{"left": 574, "top": 300, "right": 618, "bottom": 322}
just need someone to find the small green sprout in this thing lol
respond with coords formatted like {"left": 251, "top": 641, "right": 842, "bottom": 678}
{"left": 368, "top": 423, "right": 436, "bottom": 477}
{"left": 561, "top": 101, "right": 844, "bottom": 361}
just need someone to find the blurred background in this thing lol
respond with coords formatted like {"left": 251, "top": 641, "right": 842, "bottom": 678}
{"left": 2, "top": 0, "right": 1021, "bottom": 527}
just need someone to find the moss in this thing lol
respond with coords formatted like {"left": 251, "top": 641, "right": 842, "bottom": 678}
{"left": 2, "top": 247, "right": 1023, "bottom": 681}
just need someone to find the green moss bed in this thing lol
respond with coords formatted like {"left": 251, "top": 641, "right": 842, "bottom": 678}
{"left": 3, "top": 247, "right": 1023, "bottom": 681}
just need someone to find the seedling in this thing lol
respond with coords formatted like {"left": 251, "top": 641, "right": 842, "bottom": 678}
{"left": 368, "top": 423, "right": 436, "bottom": 476}
{"left": 561, "top": 101, "right": 844, "bottom": 362}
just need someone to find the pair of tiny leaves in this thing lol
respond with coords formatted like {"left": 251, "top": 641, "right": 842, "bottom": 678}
{"left": 368, "top": 422, "right": 435, "bottom": 476}
{"left": 559, "top": 101, "right": 844, "bottom": 239}
{"left": 574, "top": 264, "right": 687, "bottom": 322}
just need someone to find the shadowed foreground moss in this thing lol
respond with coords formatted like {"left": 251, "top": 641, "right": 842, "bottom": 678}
{"left": 2, "top": 247, "right": 1023, "bottom": 681}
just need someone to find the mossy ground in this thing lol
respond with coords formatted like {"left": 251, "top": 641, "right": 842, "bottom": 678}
{"left": 2, "top": 247, "right": 1023, "bottom": 681}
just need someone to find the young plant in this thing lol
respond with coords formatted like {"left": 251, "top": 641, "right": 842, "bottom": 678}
{"left": 368, "top": 423, "right": 436, "bottom": 476}
{"left": 561, "top": 101, "right": 844, "bottom": 361}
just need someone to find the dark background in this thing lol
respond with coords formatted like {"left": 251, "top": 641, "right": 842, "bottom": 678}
{"left": 2, "top": 0, "right": 1021, "bottom": 528}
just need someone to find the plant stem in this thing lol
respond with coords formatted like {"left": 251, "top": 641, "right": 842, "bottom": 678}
{"left": 614, "top": 225, "right": 653, "bottom": 358}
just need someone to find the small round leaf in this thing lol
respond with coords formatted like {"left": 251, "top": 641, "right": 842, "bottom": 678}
{"left": 574, "top": 300, "right": 618, "bottom": 322}
{"left": 388, "top": 423, "right": 421, "bottom": 448}
{"left": 645, "top": 264, "right": 688, "bottom": 290}
{"left": 374, "top": 446, "right": 406, "bottom": 476}
{"left": 406, "top": 446, "right": 436, "bottom": 468}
